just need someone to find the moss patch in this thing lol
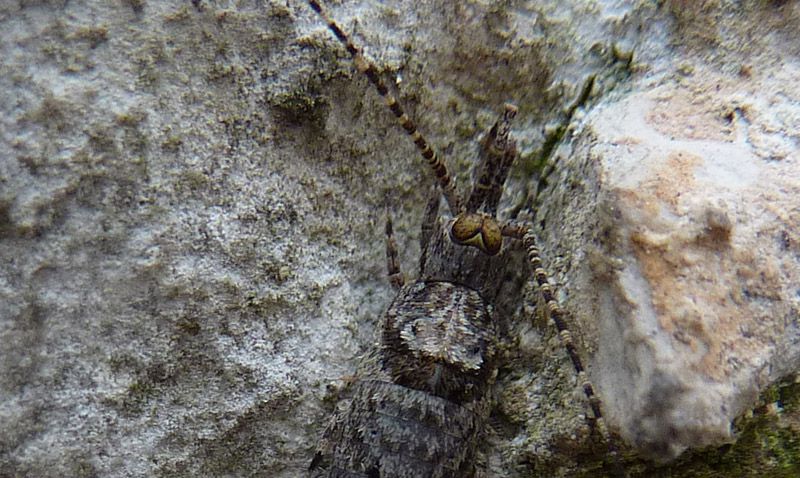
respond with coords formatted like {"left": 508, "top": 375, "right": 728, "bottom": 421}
{"left": 613, "top": 378, "right": 800, "bottom": 478}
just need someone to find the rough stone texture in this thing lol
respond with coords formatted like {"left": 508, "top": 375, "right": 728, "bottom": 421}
{"left": 0, "top": 1, "right": 798, "bottom": 478}
{"left": 533, "top": 0, "right": 800, "bottom": 467}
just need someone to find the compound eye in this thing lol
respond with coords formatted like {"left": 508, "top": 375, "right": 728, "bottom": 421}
{"left": 449, "top": 213, "right": 502, "bottom": 255}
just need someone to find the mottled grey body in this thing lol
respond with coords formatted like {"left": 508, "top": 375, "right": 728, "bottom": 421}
{"left": 305, "top": 2, "right": 617, "bottom": 476}
{"left": 309, "top": 225, "right": 516, "bottom": 478}
{"left": 311, "top": 381, "right": 484, "bottom": 478}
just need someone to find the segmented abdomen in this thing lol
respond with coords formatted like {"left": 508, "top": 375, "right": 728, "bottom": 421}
{"left": 310, "top": 380, "right": 485, "bottom": 478}
{"left": 311, "top": 281, "right": 497, "bottom": 477}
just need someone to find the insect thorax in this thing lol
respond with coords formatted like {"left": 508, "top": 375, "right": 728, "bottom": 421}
{"left": 378, "top": 219, "right": 514, "bottom": 404}
{"left": 383, "top": 281, "right": 496, "bottom": 403}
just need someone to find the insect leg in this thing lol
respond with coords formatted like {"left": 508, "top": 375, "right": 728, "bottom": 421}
{"left": 385, "top": 211, "right": 404, "bottom": 289}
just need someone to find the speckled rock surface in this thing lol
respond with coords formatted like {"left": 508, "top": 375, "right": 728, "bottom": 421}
{"left": 533, "top": 0, "right": 800, "bottom": 467}
{"left": 1, "top": 0, "right": 798, "bottom": 477}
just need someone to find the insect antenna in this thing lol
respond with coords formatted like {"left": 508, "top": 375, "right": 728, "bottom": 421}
{"left": 502, "top": 220, "right": 625, "bottom": 475}
{"left": 307, "top": 0, "right": 461, "bottom": 215}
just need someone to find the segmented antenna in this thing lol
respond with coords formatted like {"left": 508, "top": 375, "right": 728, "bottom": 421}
{"left": 307, "top": 0, "right": 461, "bottom": 215}
{"left": 503, "top": 220, "right": 623, "bottom": 473}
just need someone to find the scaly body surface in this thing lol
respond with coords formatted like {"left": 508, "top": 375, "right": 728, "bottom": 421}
{"left": 305, "top": 1, "right": 617, "bottom": 476}
{"left": 310, "top": 218, "right": 514, "bottom": 477}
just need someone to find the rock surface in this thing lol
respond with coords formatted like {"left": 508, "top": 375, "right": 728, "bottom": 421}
{"left": 0, "top": 0, "right": 798, "bottom": 477}
{"left": 533, "top": 0, "right": 800, "bottom": 464}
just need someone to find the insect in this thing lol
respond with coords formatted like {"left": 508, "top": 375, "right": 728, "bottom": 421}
{"left": 305, "top": 1, "right": 619, "bottom": 476}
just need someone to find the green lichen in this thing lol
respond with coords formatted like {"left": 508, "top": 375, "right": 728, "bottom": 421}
{"left": 69, "top": 457, "right": 98, "bottom": 478}
{"left": 515, "top": 74, "right": 597, "bottom": 217}
{"left": 114, "top": 109, "right": 147, "bottom": 127}
{"left": 108, "top": 379, "right": 157, "bottom": 415}
{"left": 269, "top": 84, "right": 328, "bottom": 128}
{"left": 177, "top": 169, "right": 209, "bottom": 193}
{"left": 646, "top": 379, "right": 800, "bottom": 478}
{"left": 38, "top": 19, "right": 104, "bottom": 72}
{"left": 161, "top": 136, "right": 183, "bottom": 154}
{"left": 573, "top": 378, "right": 800, "bottom": 478}
{"left": 176, "top": 316, "right": 202, "bottom": 336}
{"left": 163, "top": 5, "right": 192, "bottom": 23}
{"left": 21, "top": 94, "right": 76, "bottom": 133}
{"left": 133, "top": 39, "right": 168, "bottom": 88}
{"left": 115, "top": 109, "right": 150, "bottom": 154}
{"left": 240, "top": 290, "right": 291, "bottom": 316}
{"left": 122, "top": 0, "right": 146, "bottom": 14}
{"left": 0, "top": 200, "right": 12, "bottom": 239}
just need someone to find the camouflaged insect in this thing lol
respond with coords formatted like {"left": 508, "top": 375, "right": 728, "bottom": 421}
{"left": 306, "top": 1, "right": 616, "bottom": 477}
{"left": 309, "top": 197, "right": 517, "bottom": 477}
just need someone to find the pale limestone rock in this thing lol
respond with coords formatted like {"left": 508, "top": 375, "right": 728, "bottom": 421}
{"left": 538, "top": 41, "right": 800, "bottom": 462}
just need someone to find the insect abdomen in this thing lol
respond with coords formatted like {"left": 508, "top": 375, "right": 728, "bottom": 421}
{"left": 311, "top": 380, "right": 485, "bottom": 478}
{"left": 311, "top": 281, "right": 497, "bottom": 478}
